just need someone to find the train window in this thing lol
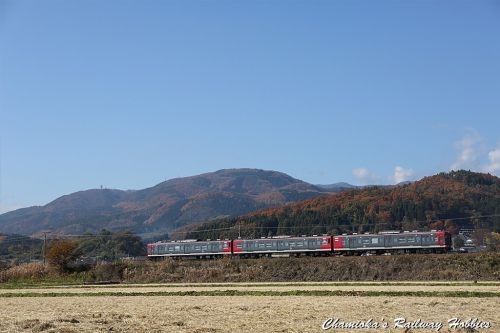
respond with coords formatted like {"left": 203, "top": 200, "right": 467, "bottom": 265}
{"left": 223, "top": 243, "right": 229, "bottom": 249}
{"left": 322, "top": 239, "right": 328, "bottom": 245}
{"left": 372, "top": 238, "right": 379, "bottom": 244}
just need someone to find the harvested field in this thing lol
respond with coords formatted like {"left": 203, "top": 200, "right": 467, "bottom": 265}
{"left": 1, "top": 282, "right": 499, "bottom": 295}
{"left": 0, "top": 282, "right": 497, "bottom": 332}
{"left": 0, "top": 296, "right": 498, "bottom": 333}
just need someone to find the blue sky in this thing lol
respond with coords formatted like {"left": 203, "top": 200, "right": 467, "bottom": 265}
{"left": 1, "top": 0, "right": 499, "bottom": 212}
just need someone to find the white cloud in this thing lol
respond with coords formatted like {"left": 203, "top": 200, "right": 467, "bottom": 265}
{"left": 352, "top": 167, "right": 380, "bottom": 184}
{"left": 392, "top": 166, "right": 414, "bottom": 184}
{"left": 450, "top": 131, "right": 483, "bottom": 171}
{"left": 484, "top": 148, "right": 500, "bottom": 175}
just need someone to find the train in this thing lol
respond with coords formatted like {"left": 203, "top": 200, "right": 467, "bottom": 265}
{"left": 147, "top": 230, "right": 452, "bottom": 258}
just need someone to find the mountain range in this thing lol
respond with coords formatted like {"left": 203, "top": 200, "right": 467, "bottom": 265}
{"left": 0, "top": 169, "right": 343, "bottom": 236}
{"left": 183, "top": 170, "right": 500, "bottom": 240}
{"left": 4, "top": 169, "right": 496, "bottom": 240}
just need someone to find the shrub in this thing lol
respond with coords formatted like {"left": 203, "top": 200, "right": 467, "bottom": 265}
{"left": 90, "top": 262, "right": 128, "bottom": 282}
{"left": 0, "top": 263, "right": 48, "bottom": 282}
{"left": 46, "top": 240, "right": 80, "bottom": 272}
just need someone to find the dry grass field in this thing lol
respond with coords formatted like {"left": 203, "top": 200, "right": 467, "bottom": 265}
{"left": 0, "top": 282, "right": 499, "bottom": 294}
{"left": 0, "top": 282, "right": 498, "bottom": 333}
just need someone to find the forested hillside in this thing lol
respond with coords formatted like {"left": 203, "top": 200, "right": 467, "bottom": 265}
{"left": 0, "top": 230, "right": 145, "bottom": 265}
{"left": 0, "top": 234, "right": 42, "bottom": 264}
{"left": 184, "top": 171, "right": 500, "bottom": 240}
{"left": 0, "top": 169, "right": 330, "bottom": 236}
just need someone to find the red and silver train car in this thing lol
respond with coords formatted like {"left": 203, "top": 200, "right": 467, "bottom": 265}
{"left": 232, "top": 236, "right": 332, "bottom": 256}
{"left": 147, "top": 231, "right": 451, "bottom": 258}
{"left": 147, "top": 239, "right": 232, "bottom": 258}
{"left": 333, "top": 230, "right": 451, "bottom": 254}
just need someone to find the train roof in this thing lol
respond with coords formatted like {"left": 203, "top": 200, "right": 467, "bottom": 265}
{"left": 148, "top": 230, "right": 448, "bottom": 245}
{"left": 149, "top": 239, "right": 230, "bottom": 245}
{"left": 336, "top": 230, "right": 446, "bottom": 237}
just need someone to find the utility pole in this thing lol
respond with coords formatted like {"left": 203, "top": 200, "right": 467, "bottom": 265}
{"left": 42, "top": 232, "right": 49, "bottom": 264}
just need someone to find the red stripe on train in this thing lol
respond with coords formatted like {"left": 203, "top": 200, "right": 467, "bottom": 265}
{"left": 333, "top": 236, "right": 343, "bottom": 250}
{"left": 320, "top": 237, "right": 333, "bottom": 250}
{"left": 223, "top": 241, "right": 232, "bottom": 253}
{"left": 232, "top": 240, "right": 243, "bottom": 253}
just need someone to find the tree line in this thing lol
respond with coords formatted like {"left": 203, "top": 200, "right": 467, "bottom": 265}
{"left": 0, "top": 230, "right": 145, "bottom": 271}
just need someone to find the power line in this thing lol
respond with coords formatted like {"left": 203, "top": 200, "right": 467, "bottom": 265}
{"left": 172, "top": 213, "right": 500, "bottom": 235}
{"left": 0, "top": 232, "right": 133, "bottom": 246}
{"left": 0, "top": 213, "right": 498, "bottom": 242}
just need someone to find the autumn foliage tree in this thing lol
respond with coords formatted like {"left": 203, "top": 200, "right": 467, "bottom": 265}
{"left": 46, "top": 240, "right": 79, "bottom": 272}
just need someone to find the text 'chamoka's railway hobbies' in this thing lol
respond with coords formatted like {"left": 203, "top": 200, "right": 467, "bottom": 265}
{"left": 147, "top": 230, "right": 452, "bottom": 258}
